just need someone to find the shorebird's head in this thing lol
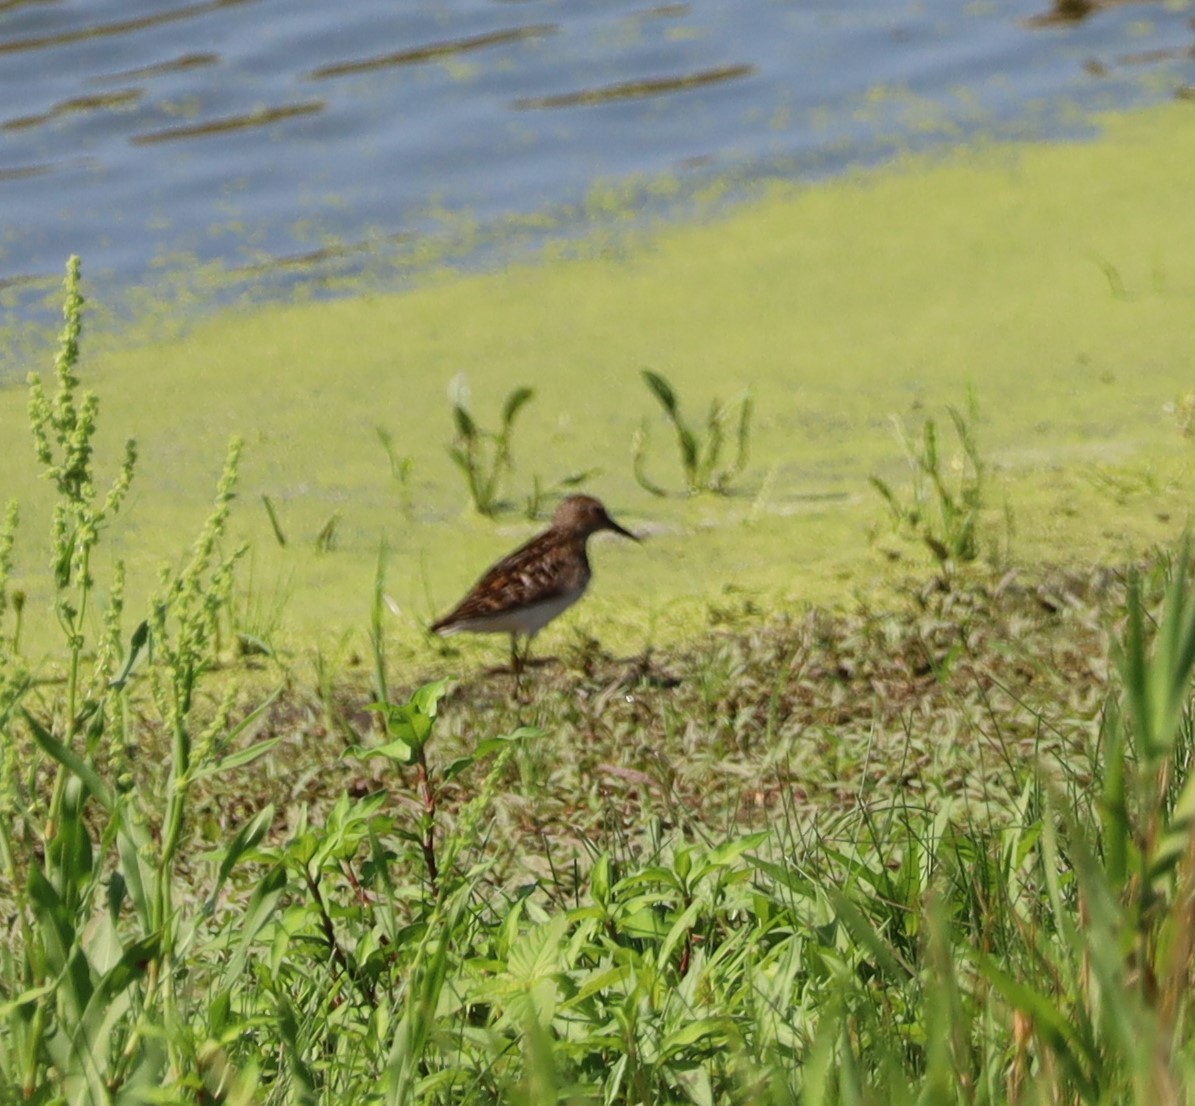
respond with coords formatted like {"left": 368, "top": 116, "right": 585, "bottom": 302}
{"left": 554, "top": 495, "right": 640, "bottom": 542}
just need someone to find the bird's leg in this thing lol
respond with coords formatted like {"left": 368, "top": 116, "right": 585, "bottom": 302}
{"left": 510, "top": 634, "right": 528, "bottom": 701}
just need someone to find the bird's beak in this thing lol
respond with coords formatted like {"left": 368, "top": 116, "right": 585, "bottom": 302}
{"left": 605, "top": 515, "right": 641, "bottom": 542}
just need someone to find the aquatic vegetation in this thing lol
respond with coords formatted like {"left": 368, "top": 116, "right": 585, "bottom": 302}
{"left": 260, "top": 492, "right": 287, "bottom": 546}
{"left": 375, "top": 424, "right": 415, "bottom": 518}
{"left": 634, "top": 368, "right": 753, "bottom": 496}
{"left": 870, "top": 392, "right": 987, "bottom": 566}
{"left": 446, "top": 377, "right": 596, "bottom": 519}
{"left": 447, "top": 376, "right": 535, "bottom": 516}
{"left": 314, "top": 511, "right": 340, "bottom": 553}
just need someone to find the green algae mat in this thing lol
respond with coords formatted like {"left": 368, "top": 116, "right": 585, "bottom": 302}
{"left": 1, "top": 103, "right": 1193, "bottom": 664}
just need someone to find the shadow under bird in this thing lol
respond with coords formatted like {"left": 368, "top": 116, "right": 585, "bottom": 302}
{"left": 431, "top": 495, "right": 640, "bottom": 678}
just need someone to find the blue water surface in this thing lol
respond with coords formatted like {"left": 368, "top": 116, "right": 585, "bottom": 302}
{"left": 0, "top": 0, "right": 1190, "bottom": 334}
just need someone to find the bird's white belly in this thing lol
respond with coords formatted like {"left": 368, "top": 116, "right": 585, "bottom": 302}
{"left": 458, "top": 586, "right": 585, "bottom": 636}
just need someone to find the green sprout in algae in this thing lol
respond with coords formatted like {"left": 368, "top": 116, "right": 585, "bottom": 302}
{"left": 633, "top": 368, "right": 752, "bottom": 496}
{"left": 446, "top": 375, "right": 597, "bottom": 519}
{"left": 870, "top": 391, "right": 987, "bottom": 567}
{"left": 447, "top": 375, "right": 533, "bottom": 517}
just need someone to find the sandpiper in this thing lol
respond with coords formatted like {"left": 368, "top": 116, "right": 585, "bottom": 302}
{"left": 431, "top": 495, "right": 640, "bottom": 679}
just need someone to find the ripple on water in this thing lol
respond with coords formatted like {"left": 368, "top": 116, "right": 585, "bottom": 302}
{"left": 0, "top": 0, "right": 1190, "bottom": 341}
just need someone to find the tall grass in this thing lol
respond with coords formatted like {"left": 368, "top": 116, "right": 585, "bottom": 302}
{"left": 3, "top": 261, "right": 1195, "bottom": 1103}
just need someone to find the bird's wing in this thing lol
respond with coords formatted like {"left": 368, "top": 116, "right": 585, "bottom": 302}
{"left": 431, "top": 531, "right": 586, "bottom": 630}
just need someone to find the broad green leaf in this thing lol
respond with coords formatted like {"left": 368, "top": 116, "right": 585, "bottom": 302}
{"left": 559, "top": 964, "right": 629, "bottom": 1008}
{"left": 349, "top": 737, "right": 415, "bottom": 765}
{"left": 412, "top": 679, "right": 450, "bottom": 717}
{"left": 745, "top": 853, "right": 819, "bottom": 901}
{"left": 502, "top": 386, "right": 535, "bottom": 427}
{"left": 207, "top": 805, "right": 276, "bottom": 910}
{"left": 702, "top": 832, "right": 770, "bottom": 873}
{"left": 22, "top": 708, "right": 113, "bottom": 812}
{"left": 453, "top": 404, "right": 477, "bottom": 441}
{"left": 616, "top": 907, "right": 669, "bottom": 941}
{"left": 614, "top": 866, "right": 680, "bottom": 894}
{"left": 662, "top": 1016, "right": 732, "bottom": 1056}
{"left": 441, "top": 755, "right": 476, "bottom": 783}
{"left": 641, "top": 369, "right": 679, "bottom": 416}
{"left": 52, "top": 777, "right": 95, "bottom": 910}
{"left": 228, "top": 863, "right": 287, "bottom": 981}
{"left": 72, "top": 933, "right": 158, "bottom": 1062}
{"left": 117, "top": 821, "right": 154, "bottom": 929}
{"left": 506, "top": 913, "right": 568, "bottom": 988}
{"left": 190, "top": 736, "right": 283, "bottom": 783}
{"left": 209, "top": 989, "right": 233, "bottom": 1036}
{"left": 671, "top": 1064, "right": 714, "bottom": 1106}
{"left": 657, "top": 898, "right": 703, "bottom": 972}
{"left": 27, "top": 867, "right": 93, "bottom": 1023}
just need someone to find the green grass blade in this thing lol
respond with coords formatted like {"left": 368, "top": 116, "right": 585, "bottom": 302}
{"left": 823, "top": 885, "right": 913, "bottom": 982}
{"left": 979, "top": 955, "right": 1099, "bottom": 1094}
{"left": 206, "top": 804, "right": 276, "bottom": 911}
{"left": 632, "top": 424, "right": 669, "bottom": 497}
{"left": 189, "top": 735, "right": 283, "bottom": 784}
{"left": 227, "top": 863, "right": 288, "bottom": 981}
{"left": 260, "top": 494, "right": 287, "bottom": 547}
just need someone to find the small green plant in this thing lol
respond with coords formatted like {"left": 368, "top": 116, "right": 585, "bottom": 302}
{"left": 315, "top": 511, "right": 340, "bottom": 553}
{"left": 375, "top": 425, "right": 414, "bottom": 517}
{"left": 634, "top": 368, "right": 752, "bottom": 496}
{"left": 524, "top": 469, "right": 600, "bottom": 520}
{"left": 230, "top": 550, "right": 293, "bottom": 656}
{"left": 870, "top": 392, "right": 986, "bottom": 566}
{"left": 447, "top": 375, "right": 534, "bottom": 517}
{"left": 358, "top": 559, "right": 534, "bottom": 892}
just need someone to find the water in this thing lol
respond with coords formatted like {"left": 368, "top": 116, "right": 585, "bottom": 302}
{"left": 0, "top": 0, "right": 1191, "bottom": 331}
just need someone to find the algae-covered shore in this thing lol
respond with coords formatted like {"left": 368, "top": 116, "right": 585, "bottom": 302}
{"left": 1, "top": 102, "right": 1193, "bottom": 664}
